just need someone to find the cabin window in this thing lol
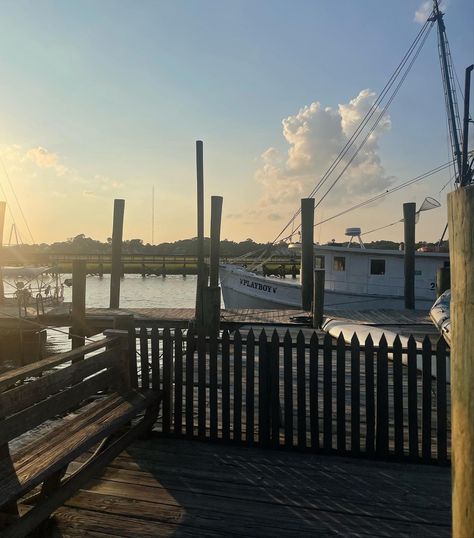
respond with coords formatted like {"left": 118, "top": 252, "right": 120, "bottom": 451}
{"left": 333, "top": 256, "right": 345, "bottom": 271}
{"left": 315, "top": 255, "right": 325, "bottom": 269}
{"left": 370, "top": 259, "right": 385, "bottom": 275}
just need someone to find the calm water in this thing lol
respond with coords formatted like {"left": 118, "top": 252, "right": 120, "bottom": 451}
{"left": 46, "top": 274, "right": 198, "bottom": 353}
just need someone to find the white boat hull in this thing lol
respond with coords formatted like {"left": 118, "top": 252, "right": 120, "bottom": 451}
{"left": 220, "top": 264, "right": 436, "bottom": 311}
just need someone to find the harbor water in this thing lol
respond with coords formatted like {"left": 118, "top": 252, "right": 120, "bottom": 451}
{"left": 46, "top": 274, "right": 198, "bottom": 354}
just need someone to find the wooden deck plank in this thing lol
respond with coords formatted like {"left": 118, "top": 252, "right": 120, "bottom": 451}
{"left": 46, "top": 437, "right": 451, "bottom": 538}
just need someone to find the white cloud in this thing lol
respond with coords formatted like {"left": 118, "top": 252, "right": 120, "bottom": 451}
{"left": 254, "top": 89, "right": 393, "bottom": 220}
{"left": 414, "top": 1, "right": 432, "bottom": 23}
{"left": 25, "top": 146, "right": 69, "bottom": 176}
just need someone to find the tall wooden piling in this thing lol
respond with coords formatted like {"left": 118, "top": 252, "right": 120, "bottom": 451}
{"left": 0, "top": 201, "right": 6, "bottom": 302}
{"left": 195, "top": 141, "right": 206, "bottom": 320}
{"left": 312, "top": 269, "right": 325, "bottom": 329}
{"left": 203, "top": 196, "right": 223, "bottom": 336}
{"left": 448, "top": 184, "right": 474, "bottom": 537}
{"left": 209, "top": 196, "right": 223, "bottom": 288}
{"left": 403, "top": 202, "right": 416, "bottom": 309}
{"left": 301, "top": 198, "right": 315, "bottom": 311}
{"left": 110, "top": 199, "right": 125, "bottom": 309}
{"left": 71, "top": 260, "right": 86, "bottom": 350}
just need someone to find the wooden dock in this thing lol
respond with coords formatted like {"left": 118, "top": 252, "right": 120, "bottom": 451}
{"left": 44, "top": 437, "right": 451, "bottom": 537}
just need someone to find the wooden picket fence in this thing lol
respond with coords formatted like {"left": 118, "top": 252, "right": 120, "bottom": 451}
{"left": 133, "top": 326, "right": 450, "bottom": 465}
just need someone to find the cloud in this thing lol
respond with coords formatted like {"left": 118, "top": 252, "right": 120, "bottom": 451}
{"left": 254, "top": 89, "right": 393, "bottom": 221}
{"left": 25, "top": 146, "right": 69, "bottom": 176}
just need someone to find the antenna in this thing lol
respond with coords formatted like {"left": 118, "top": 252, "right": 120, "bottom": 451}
{"left": 151, "top": 185, "right": 155, "bottom": 245}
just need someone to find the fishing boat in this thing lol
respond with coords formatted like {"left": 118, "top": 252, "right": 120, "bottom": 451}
{"left": 221, "top": 1, "right": 468, "bottom": 314}
{"left": 221, "top": 242, "right": 449, "bottom": 311}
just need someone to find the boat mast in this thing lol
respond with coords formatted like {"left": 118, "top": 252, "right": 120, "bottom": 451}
{"left": 430, "top": 0, "right": 463, "bottom": 182}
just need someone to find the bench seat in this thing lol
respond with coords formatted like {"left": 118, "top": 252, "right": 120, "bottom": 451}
{"left": 0, "top": 389, "right": 160, "bottom": 509}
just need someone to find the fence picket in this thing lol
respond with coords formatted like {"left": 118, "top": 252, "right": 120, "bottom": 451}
{"left": 185, "top": 329, "right": 195, "bottom": 439}
{"left": 407, "top": 335, "right": 419, "bottom": 460}
{"left": 151, "top": 326, "right": 160, "bottom": 392}
{"left": 270, "top": 330, "right": 280, "bottom": 449}
{"left": 422, "top": 336, "right": 432, "bottom": 461}
{"left": 393, "top": 335, "right": 404, "bottom": 457}
{"left": 323, "top": 332, "right": 332, "bottom": 452}
{"left": 283, "top": 330, "right": 293, "bottom": 449}
{"left": 309, "top": 332, "right": 319, "bottom": 452}
{"left": 209, "top": 333, "right": 218, "bottom": 441}
{"left": 246, "top": 329, "right": 255, "bottom": 447}
{"left": 258, "top": 330, "right": 270, "bottom": 448}
{"left": 365, "top": 334, "right": 375, "bottom": 456}
{"left": 297, "top": 330, "right": 306, "bottom": 450}
{"left": 197, "top": 333, "right": 206, "bottom": 440}
{"left": 234, "top": 330, "right": 243, "bottom": 443}
{"left": 162, "top": 328, "right": 172, "bottom": 434}
{"left": 376, "top": 334, "right": 389, "bottom": 457}
{"left": 222, "top": 330, "right": 231, "bottom": 442}
{"left": 336, "top": 333, "right": 346, "bottom": 454}
{"left": 350, "top": 333, "right": 360, "bottom": 455}
{"left": 173, "top": 329, "right": 183, "bottom": 435}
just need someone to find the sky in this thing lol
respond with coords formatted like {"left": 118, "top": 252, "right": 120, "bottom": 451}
{"left": 0, "top": 0, "right": 472, "bottom": 246}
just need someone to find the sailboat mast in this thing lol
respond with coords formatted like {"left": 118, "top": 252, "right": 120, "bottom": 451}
{"left": 431, "top": 0, "right": 463, "bottom": 181}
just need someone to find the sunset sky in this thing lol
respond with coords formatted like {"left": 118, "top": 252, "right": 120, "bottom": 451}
{"left": 0, "top": 0, "right": 472, "bottom": 245}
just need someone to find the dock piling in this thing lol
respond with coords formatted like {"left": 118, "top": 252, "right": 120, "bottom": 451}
{"left": 448, "top": 184, "right": 474, "bottom": 536}
{"left": 71, "top": 260, "right": 86, "bottom": 350}
{"left": 403, "top": 202, "right": 416, "bottom": 309}
{"left": 110, "top": 199, "right": 125, "bottom": 309}
{"left": 301, "top": 198, "right": 315, "bottom": 311}
{"left": 312, "top": 269, "right": 325, "bottom": 328}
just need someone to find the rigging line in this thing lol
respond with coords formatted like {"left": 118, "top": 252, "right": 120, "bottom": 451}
{"left": 315, "top": 23, "right": 433, "bottom": 210}
{"left": 280, "top": 160, "right": 452, "bottom": 239}
{"left": 361, "top": 220, "right": 401, "bottom": 236}
{"left": 315, "top": 161, "right": 452, "bottom": 227}
{"left": 270, "top": 18, "right": 434, "bottom": 245}
{"left": 0, "top": 156, "right": 35, "bottom": 244}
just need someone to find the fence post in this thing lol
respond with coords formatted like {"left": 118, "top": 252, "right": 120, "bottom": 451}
{"left": 113, "top": 314, "right": 138, "bottom": 388}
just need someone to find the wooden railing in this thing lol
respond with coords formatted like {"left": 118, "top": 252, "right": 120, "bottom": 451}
{"left": 134, "top": 327, "right": 450, "bottom": 464}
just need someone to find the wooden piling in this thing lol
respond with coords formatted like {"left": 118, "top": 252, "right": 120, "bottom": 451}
{"left": 312, "top": 269, "right": 325, "bottom": 329}
{"left": 195, "top": 141, "right": 206, "bottom": 320}
{"left": 209, "top": 196, "right": 223, "bottom": 288}
{"left": 71, "top": 260, "right": 86, "bottom": 350}
{"left": 403, "top": 202, "right": 416, "bottom": 309}
{"left": 448, "top": 184, "right": 474, "bottom": 536}
{"left": 436, "top": 266, "right": 450, "bottom": 297}
{"left": 109, "top": 199, "right": 125, "bottom": 309}
{"left": 301, "top": 198, "right": 314, "bottom": 311}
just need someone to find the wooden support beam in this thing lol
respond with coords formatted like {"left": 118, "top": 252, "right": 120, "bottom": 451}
{"left": 403, "top": 202, "right": 416, "bottom": 309}
{"left": 301, "top": 198, "right": 314, "bottom": 311}
{"left": 448, "top": 184, "right": 474, "bottom": 536}
{"left": 195, "top": 141, "right": 206, "bottom": 321}
{"left": 109, "top": 199, "right": 125, "bottom": 309}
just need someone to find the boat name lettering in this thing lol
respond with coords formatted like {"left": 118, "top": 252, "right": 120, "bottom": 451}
{"left": 239, "top": 278, "right": 277, "bottom": 294}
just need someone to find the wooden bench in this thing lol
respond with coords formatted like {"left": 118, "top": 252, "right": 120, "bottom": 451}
{"left": 0, "top": 330, "right": 161, "bottom": 537}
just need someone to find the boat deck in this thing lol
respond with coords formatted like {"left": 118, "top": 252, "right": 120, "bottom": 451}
{"left": 43, "top": 437, "right": 451, "bottom": 537}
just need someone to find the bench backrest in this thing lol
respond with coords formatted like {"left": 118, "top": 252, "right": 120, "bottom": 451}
{"left": 0, "top": 332, "right": 130, "bottom": 445}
